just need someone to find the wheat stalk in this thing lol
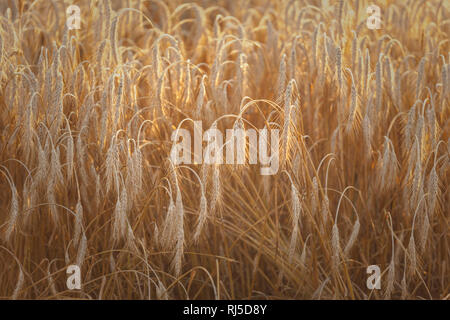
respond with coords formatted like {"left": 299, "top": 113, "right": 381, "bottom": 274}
{"left": 343, "top": 216, "right": 360, "bottom": 257}
{"left": 12, "top": 267, "right": 24, "bottom": 300}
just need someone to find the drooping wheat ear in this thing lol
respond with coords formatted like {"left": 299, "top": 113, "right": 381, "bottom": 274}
{"left": 289, "top": 181, "right": 301, "bottom": 263}
{"left": 96, "top": 39, "right": 107, "bottom": 73}
{"left": 388, "top": 139, "right": 399, "bottom": 189}
{"left": 426, "top": 106, "right": 437, "bottom": 147}
{"left": 153, "top": 222, "right": 160, "bottom": 247}
{"left": 408, "top": 217, "right": 417, "bottom": 276}
{"left": 363, "top": 49, "right": 370, "bottom": 99}
{"left": 311, "top": 177, "right": 319, "bottom": 215}
{"left": 194, "top": 184, "right": 208, "bottom": 243}
{"left": 405, "top": 102, "right": 417, "bottom": 155}
{"left": 346, "top": 76, "right": 357, "bottom": 134}
{"left": 300, "top": 234, "right": 310, "bottom": 269}
{"left": 362, "top": 113, "right": 371, "bottom": 159}
{"left": 416, "top": 58, "right": 425, "bottom": 99}
{"left": 51, "top": 43, "right": 60, "bottom": 79}
{"left": 416, "top": 113, "right": 424, "bottom": 149}
{"left": 36, "top": 135, "right": 47, "bottom": 183}
{"left": 201, "top": 159, "right": 209, "bottom": 188}
{"left": 385, "top": 213, "right": 395, "bottom": 299}
{"left": 401, "top": 270, "right": 408, "bottom": 300}
{"left": 219, "top": 80, "right": 229, "bottom": 112}
{"left": 37, "top": 47, "right": 46, "bottom": 84}
{"left": 408, "top": 198, "right": 418, "bottom": 276}
{"left": 311, "top": 24, "right": 320, "bottom": 67}
{"left": 73, "top": 200, "right": 83, "bottom": 246}
{"left": 330, "top": 126, "right": 340, "bottom": 155}
{"left": 8, "top": 73, "right": 17, "bottom": 112}
{"left": 51, "top": 146, "right": 64, "bottom": 185}
{"left": 385, "top": 259, "right": 395, "bottom": 299}
{"left": 103, "top": 0, "right": 112, "bottom": 38}
{"left": 441, "top": 63, "right": 448, "bottom": 99}
{"left": 324, "top": 34, "right": 335, "bottom": 64}
{"left": 94, "top": 170, "right": 101, "bottom": 211}
{"left": 12, "top": 267, "right": 24, "bottom": 300}
{"left": 51, "top": 71, "right": 63, "bottom": 132}
{"left": 2, "top": 168, "right": 19, "bottom": 242}
{"left": 66, "top": 128, "right": 74, "bottom": 180}
{"left": 384, "top": 56, "right": 392, "bottom": 97}
{"left": 379, "top": 137, "right": 392, "bottom": 189}
{"left": 155, "top": 63, "right": 166, "bottom": 116}
{"left": 343, "top": 216, "right": 360, "bottom": 256}
{"left": 113, "top": 73, "right": 123, "bottom": 126}
{"left": 419, "top": 210, "right": 430, "bottom": 252}
{"left": 336, "top": 47, "right": 342, "bottom": 90}
{"left": 276, "top": 54, "right": 287, "bottom": 99}
{"left": 395, "top": 67, "right": 402, "bottom": 109}
{"left": 47, "top": 165, "right": 58, "bottom": 223}
{"left": 319, "top": 34, "right": 327, "bottom": 88}
{"left": 126, "top": 221, "right": 136, "bottom": 251}
{"left": 161, "top": 186, "right": 176, "bottom": 249}
{"left": 105, "top": 137, "right": 118, "bottom": 194}
{"left": 331, "top": 223, "right": 340, "bottom": 272}
{"left": 78, "top": 133, "right": 91, "bottom": 195}
{"left": 61, "top": 28, "right": 70, "bottom": 69}
{"left": 126, "top": 144, "right": 134, "bottom": 192}
{"left": 444, "top": 142, "right": 450, "bottom": 178}
{"left": 172, "top": 184, "right": 185, "bottom": 276}
{"left": 110, "top": 16, "right": 119, "bottom": 65}
{"left": 22, "top": 174, "right": 32, "bottom": 226}
{"left": 282, "top": 80, "right": 295, "bottom": 165}
{"left": 288, "top": 37, "right": 298, "bottom": 81}
{"left": 375, "top": 55, "right": 382, "bottom": 116}
{"left": 321, "top": 194, "right": 330, "bottom": 230}
{"left": 23, "top": 95, "right": 36, "bottom": 161}
{"left": 133, "top": 145, "right": 143, "bottom": 193}
{"left": 410, "top": 138, "right": 423, "bottom": 211}
{"left": 166, "top": 165, "right": 185, "bottom": 276}
{"left": 427, "top": 165, "right": 439, "bottom": 218}
{"left": 75, "top": 233, "right": 87, "bottom": 268}
{"left": 113, "top": 186, "right": 128, "bottom": 242}
{"left": 195, "top": 75, "right": 207, "bottom": 119}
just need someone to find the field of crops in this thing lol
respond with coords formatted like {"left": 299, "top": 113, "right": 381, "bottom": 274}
{"left": 0, "top": 0, "right": 448, "bottom": 299}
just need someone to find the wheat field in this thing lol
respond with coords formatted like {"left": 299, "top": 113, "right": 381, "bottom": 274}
{"left": 0, "top": 0, "right": 448, "bottom": 300}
